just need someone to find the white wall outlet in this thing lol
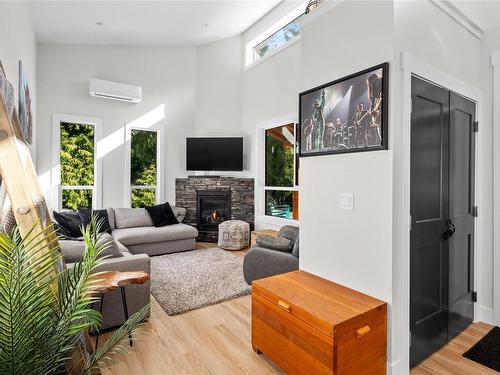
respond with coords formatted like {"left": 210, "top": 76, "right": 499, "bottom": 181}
{"left": 339, "top": 192, "right": 354, "bottom": 210}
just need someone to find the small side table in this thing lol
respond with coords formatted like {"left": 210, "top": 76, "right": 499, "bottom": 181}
{"left": 90, "top": 271, "right": 150, "bottom": 349}
{"left": 250, "top": 229, "right": 278, "bottom": 247}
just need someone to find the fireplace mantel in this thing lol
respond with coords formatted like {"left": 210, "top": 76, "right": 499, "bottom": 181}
{"left": 175, "top": 177, "right": 254, "bottom": 242}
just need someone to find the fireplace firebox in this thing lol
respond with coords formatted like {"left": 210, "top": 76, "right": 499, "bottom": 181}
{"left": 196, "top": 190, "right": 231, "bottom": 232}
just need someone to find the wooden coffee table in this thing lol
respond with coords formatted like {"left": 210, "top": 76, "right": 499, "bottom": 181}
{"left": 89, "top": 271, "right": 149, "bottom": 348}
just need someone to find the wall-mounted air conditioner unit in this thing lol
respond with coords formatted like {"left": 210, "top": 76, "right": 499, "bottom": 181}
{"left": 89, "top": 78, "right": 142, "bottom": 103}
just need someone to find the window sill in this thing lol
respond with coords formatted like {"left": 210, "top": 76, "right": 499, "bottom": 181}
{"left": 244, "top": 35, "right": 301, "bottom": 72}
{"left": 255, "top": 215, "right": 299, "bottom": 231}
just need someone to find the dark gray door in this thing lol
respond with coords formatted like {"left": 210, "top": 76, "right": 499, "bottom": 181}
{"left": 448, "top": 92, "right": 475, "bottom": 340}
{"left": 410, "top": 77, "right": 450, "bottom": 367}
{"left": 410, "top": 77, "right": 476, "bottom": 367}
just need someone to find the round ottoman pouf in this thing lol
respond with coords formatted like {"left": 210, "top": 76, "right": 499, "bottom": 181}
{"left": 218, "top": 220, "right": 250, "bottom": 250}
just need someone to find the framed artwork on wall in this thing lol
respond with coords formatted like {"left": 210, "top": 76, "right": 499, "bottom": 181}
{"left": 0, "top": 60, "right": 15, "bottom": 121}
{"left": 298, "top": 62, "right": 389, "bottom": 157}
{"left": 18, "top": 60, "right": 33, "bottom": 144}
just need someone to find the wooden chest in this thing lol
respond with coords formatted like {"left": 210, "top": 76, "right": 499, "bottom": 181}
{"left": 252, "top": 271, "right": 387, "bottom": 375}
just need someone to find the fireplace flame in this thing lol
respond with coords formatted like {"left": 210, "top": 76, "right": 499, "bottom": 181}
{"left": 210, "top": 210, "right": 220, "bottom": 222}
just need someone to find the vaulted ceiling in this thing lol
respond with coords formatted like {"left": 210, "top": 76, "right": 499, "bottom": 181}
{"left": 29, "top": 1, "right": 500, "bottom": 47}
{"left": 30, "top": 0, "right": 284, "bottom": 46}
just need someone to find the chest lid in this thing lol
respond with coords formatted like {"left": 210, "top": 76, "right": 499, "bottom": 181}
{"left": 252, "top": 270, "right": 386, "bottom": 338}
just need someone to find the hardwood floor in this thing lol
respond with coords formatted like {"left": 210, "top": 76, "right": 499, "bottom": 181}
{"left": 100, "top": 243, "right": 495, "bottom": 375}
{"left": 411, "top": 321, "right": 496, "bottom": 375}
{"left": 101, "top": 295, "right": 283, "bottom": 375}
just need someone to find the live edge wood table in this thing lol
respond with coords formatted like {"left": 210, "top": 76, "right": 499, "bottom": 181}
{"left": 252, "top": 270, "right": 387, "bottom": 375}
{"left": 89, "top": 271, "right": 150, "bottom": 348}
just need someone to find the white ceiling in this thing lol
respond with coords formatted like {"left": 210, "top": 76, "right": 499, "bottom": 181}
{"left": 449, "top": 0, "right": 500, "bottom": 31}
{"left": 30, "top": 0, "right": 282, "bottom": 46}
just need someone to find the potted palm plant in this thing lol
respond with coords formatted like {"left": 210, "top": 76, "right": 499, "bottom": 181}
{"left": 0, "top": 218, "right": 150, "bottom": 375}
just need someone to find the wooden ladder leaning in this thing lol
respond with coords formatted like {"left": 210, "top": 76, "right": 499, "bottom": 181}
{"left": 0, "top": 86, "right": 98, "bottom": 374}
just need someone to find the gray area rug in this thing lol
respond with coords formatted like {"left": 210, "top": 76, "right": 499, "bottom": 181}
{"left": 150, "top": 248, "right": 251, "bottom": 315}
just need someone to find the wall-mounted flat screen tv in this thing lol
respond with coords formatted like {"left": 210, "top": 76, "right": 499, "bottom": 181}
{"left": 186, "top": 137, "right": 243, "bottom": 171}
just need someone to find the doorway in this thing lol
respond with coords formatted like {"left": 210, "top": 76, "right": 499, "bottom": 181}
{"left": 410, "top": 76, "right": 476, "bottom": 367}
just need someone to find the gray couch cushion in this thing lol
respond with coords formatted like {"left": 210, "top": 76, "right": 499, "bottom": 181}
{"left": 171, "top": 206, "right": 186, "bottom": 223}
{"left": 112, "top": 223, "right": 198, "bottom": 246}
{"left": 256, "top": 235, "right": 293, "bottom": 252}
{"left": 114, "top": 208, "right": 153, "bottom": 229}
{"left": 278, "top": 225, "right": 299, "bottom": 258}
{"left": 106, "top": 207, "right": 116, "bottom": 230}
{"left": 60, "top": 233, "right": 123, "bottom": 263}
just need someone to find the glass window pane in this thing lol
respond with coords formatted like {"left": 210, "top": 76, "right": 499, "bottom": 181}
{"left": 131, "top": 129, "right": 157, "bottom": 186}
{"left": 60, "top": 122, "right": 94, "bottom": 186}
{"left": 266, "top": 124, "right": 295, "bottom": 187}
{"left": 253, "top": 16, "right": 302, "bottom": 62}
{"left": 265, "top": 190, "right": 299, "bottom": 220}
{"left": 131, "top": 188, "right": 156, "bottom": 208}
{"left": 62, "top": 189, "right": 92, "bottom": 210}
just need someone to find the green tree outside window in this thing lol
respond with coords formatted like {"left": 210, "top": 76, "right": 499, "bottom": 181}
{"left": 60, "top": 122, "right": 95, "bottom": 210}
{"left": 131, "top": 129, "right": 158, "bottom": 207}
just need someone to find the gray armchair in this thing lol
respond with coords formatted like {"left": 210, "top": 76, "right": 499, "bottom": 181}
{"left": 243, "top": 225, "right": 299, "bottom": 285}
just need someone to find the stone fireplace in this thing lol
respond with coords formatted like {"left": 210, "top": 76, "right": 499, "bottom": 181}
{"left": 176, "top": 177, "right": 254, "bottom": 242}
{"left": 196, "top": 190, "right": 231, "bottom": 232}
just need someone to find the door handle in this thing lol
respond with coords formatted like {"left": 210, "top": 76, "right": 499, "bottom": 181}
{"left": 442, "top": 220, "right": 456, "bottom": 240}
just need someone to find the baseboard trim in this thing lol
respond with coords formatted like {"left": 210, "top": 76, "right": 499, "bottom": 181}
{"left": 387, "top": 359, "right": 403, "bottom": 375}
{"left": 476, "top": 304, "right": 494, "bottom": 325}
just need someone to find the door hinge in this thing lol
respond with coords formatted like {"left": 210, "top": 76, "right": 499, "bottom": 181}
{"left": 409, "top": 214, "right": 412, "bottom": 231}
{"left": 472, "top": 206, "right": 478, "bottom": 217}
{"left": 473, "top": 121, "right": 479, "bottom": 132}
{"left": 472, "top": 291, "right": 477, "bottom": 303}
{"left": 409, "top": 331, "right": 412, "bottom": 347}
{"left": 410, "top": 99, "right": 413, "bottom": 114}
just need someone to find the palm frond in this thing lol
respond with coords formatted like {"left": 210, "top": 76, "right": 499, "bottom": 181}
{"left": 82, "top": 304, "right": 151, "bottom": 374}
{"left": 0, "top": 227, "right": 63, "bottom": 375}
{"left": 0, "top": 214, "right": 150, "bottom": 375}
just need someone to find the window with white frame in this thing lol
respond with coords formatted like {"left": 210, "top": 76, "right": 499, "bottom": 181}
{"left": 253, "top": 15, "right": 303, "bottom": 62}
{"left": 129, "top": 128, "right": 159, "bottom": 208}
{"left": 246, "top": 3, "right": 306, "bottom": 67}
{"left": 58, "top": 121, "right": 98, "bottom": 210}
{"left": 265, "top": 123, "right": 299, "bottom": 220}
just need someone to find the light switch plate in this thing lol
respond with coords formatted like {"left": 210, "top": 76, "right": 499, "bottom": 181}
{"left": 339, "top": 192, "right": 354, "bottom": 210}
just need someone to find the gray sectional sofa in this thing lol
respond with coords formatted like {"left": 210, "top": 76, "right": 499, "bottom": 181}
{"left": 59, "top": 205, "right": 198, "bottom": 330}
{"left": 111, "top": 206, "right": 198, "bottom": 256}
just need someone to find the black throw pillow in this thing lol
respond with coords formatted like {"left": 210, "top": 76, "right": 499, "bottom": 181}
{"left": 53, "top": 210, "right": 82, "bottom": 238}
{"left": 78, "top": 208, "right": 112, "bottom": 234}
{"left": 53, "top": 222, "right": 71, "bottom": 238}
{"left": 145, "top": 202, "right": 179, "bottom": 227}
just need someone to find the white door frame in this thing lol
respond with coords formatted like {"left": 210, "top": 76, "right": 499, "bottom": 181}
{"left": 493, "top": 51, "right": 500, "bottom": 326}
{"left": 51, "top": 113, "right": 103, "bottom": 210}
{"left": 395, "top": 51, "right": 482, "bottom": 373}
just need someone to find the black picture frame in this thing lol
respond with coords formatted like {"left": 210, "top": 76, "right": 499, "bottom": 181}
{"left": 298, "top": 62, "right": 389, "bottom": 157}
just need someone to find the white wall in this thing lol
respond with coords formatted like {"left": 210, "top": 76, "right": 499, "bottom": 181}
{"left": 480, "top": 27, "right": 500, "bottom": 323}
{"left": 242, "top": 43, "right": 301, "bottom": 176}
{"left": 37, "top": 44, "right": 196, "bottom": 208}
{"left": 242, "top": 2, "right": 302, "bottom": 178}
{"left": 300, "top": 0, "right": 394, "bottom": 303}
{"left": 298, "top": 0, "right": 395, "bottom": 367}
{"left": 0, "top": 2, "right": 37, "bottom": 162}
{"left": 195, "top": 35, "right": 243, "bottom": 137}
